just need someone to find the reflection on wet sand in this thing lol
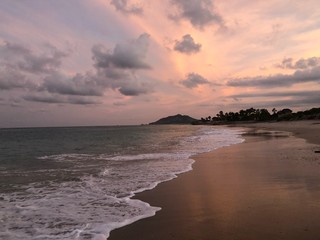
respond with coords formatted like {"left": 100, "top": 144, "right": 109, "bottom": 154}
{"left": 110, "top": 122, "right": 320, "bottom": 240}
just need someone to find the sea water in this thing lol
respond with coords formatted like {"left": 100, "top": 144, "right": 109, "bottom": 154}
{"left": 0, "top": 125, "right": 244, "bottom": 239}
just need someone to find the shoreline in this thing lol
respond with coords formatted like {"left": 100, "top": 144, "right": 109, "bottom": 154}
{"left": 109, "top": 120, "right": 320, "bottom": 240}
{"left": 228, "top": 120, "right": 320, "bottom": 145}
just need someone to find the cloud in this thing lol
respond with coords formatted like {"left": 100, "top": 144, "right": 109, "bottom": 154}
{"left": 118, "top": 86, "right": 148, "bottom": 96}
{"left": 92, "top": 70, "right": 153, "bottom": 96}
{"left": 253, "top": 95, "right": 320, "bottom": 108}
{"left": 110, "top": 0, "right": 143, "bottom": 15}
{"left": 180, "top": 72, "right": 210, "bottom": 88}
{"left": 23, "top": 94, "right": 100, "bottom": 105}
{"left": 113, "top": 101, "right": 127, "bottom": 106}
{"left": 0, "top": 68, "right": 33, "bottom": 90}
{"left": 227, "top": 66, "right": 320, "bottom": 88}
{"left": 91, "top": 33, "right": 153, "bottom": 96}
{"left": 0, "top": 41, "right": 68, "bottom": 74}
{"left": 1, "top": 33, "right": 153, "bottom": 109}
{"left": 0, "top": 42, "right": 104, "bottom": 98}
{"left": 263, "top": 24, "right": 284, "bottom": 46}
{"left": 224, "top": 97, "right": 320, "bottom": 110}
{"left": 169, "top": 0, "right": 224, "bottom": 29}
{"left": 221, "top": 90, "right": 320, "bottom": 111}
{"left": 92, "top": 33, "right": 151, "bottom": 70}
{"left": 276, "top": 57, "right": 320, "bottom": 70}
{"left": 229, "top": 90, "right": 320, "bottom": 99}
{"left": 41, "top": 72, "right": 104, "bottom": 96}
{"left": 0, "top": 41, "right": 68, "bottom": 91}
{"left": 272, "top": 96, "right": 320, "bottom": 106}
{"left": 174, "top": 34, "right": 201, "bottom": 54}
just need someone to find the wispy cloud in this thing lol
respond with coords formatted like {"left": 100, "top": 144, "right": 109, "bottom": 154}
{"left": 229, "top": 90, "right": 320, "bottom": 99}
{"left": 227, "top": 66, "right": 320, "bottom": 88}
{"left": 23, "top": 94, "right": 100, "bottom": 105}
{"left": 224, "top": 96, "right": 320, "bottom": 110}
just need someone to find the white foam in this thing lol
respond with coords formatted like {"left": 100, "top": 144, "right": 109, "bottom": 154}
{"left": 99, "top": 168, "right": 111, "bottom": 176}
{"left": 38, "top": 153, "right": 94, "bottom": 161}
{"left": 101, "top": 153, "right": 182, "bottom": 161}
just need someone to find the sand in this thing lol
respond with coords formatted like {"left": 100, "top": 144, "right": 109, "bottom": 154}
{"left": 230, "top": 120, "right": 320, "bottom": 145}
{"left": 109, "top": 120, "right": 320, "bottom": 240}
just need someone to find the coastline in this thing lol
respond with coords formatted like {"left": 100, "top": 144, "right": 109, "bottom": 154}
{"left": 229, "top": 120, "right": 320, "bottom": 145}
{"left": 109, "top": 120, "right": 320, "bottom": 240}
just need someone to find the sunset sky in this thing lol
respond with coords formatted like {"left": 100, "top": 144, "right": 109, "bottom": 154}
{"left": 0, "top": 0, "right": 319, "bottom": 127}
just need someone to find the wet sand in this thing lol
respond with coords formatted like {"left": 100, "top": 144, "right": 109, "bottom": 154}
{"left": 109, "top": 120, "right": 320, "bottom": 240}
{"left": 231, "top": 120, "right": 320, "bottom": 145}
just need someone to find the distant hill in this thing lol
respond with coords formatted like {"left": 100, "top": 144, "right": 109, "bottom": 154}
{"left": 149, "top": 114, "right": 198, "bottom": 125}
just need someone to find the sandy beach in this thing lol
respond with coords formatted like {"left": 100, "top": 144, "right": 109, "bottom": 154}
{"left": 109, "top": 120, "right": 320, "bottom": 240}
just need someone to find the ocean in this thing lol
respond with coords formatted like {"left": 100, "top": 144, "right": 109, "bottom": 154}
{"left": 0, "top": 125, "right": 244, "bottom": 239}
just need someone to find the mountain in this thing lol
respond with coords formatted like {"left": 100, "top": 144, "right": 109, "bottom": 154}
{"left": 149, "top": 114, "right": 198, "bottom": 125}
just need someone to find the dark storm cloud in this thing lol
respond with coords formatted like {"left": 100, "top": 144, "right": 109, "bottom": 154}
{"left": 110, "top": 0, "right": 143, "bottom": 15}
{"left": 276, "top": 57, "right": 320, "bottom": 70}
{"left": 92, "top": 33, "right": 150, "bottom": 70}
{"left": 180, "top": 72, "right": 210, "bottom": 88}
{"left": 227, "top": 66, "right": 320, "bottom": 88}
{"left": 23, "top": 94, "right": 100, "bottom": 105}
{"left": 174, "top": 34, "right": 201, "bottom": 54}
{"left": 169, "top": 0, "right": 224, "bottom": 29}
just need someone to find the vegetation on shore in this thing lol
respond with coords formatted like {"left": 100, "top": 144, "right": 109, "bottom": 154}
{"left": 194, "top": 107, "right": 320, "bottom": 125}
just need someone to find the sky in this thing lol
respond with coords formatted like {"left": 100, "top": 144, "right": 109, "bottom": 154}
{"left": 0, "top": 0, "right": 319, "bottom": 127}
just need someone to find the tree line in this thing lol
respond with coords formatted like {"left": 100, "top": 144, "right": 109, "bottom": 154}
{"left": 194, "top": 107, "right": 320, "bottom": 124}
